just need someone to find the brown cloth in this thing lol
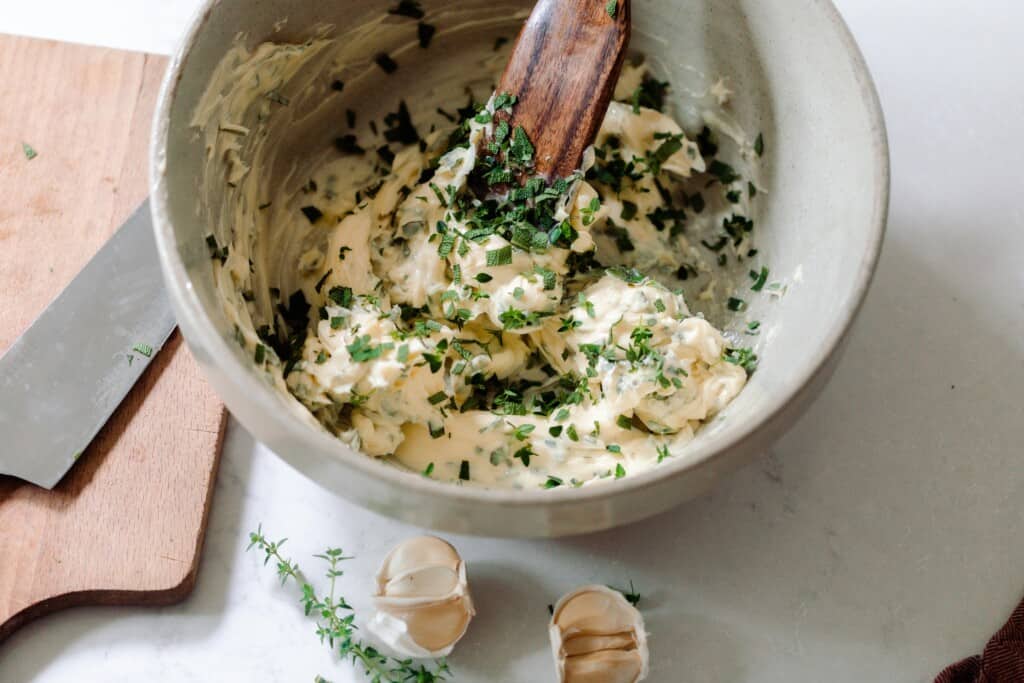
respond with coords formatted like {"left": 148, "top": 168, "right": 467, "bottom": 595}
{"left": 936, "top": 598, "right": 1024, "bottom": 683}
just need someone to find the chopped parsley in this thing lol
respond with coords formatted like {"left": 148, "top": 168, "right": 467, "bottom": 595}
{"left": 614, "top": 463, "right": 626, "bottom": 478}
{"left": 606, "top": 0, "right": 618, "bottom": 19}
{"left": 22, "top": 142, "right": 37, "bottom": 160}
{"left": 543, "top": 476, "right": 564, "bottom": 489}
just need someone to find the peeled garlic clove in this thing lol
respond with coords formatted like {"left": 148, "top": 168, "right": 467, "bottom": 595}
{"left": 369, "top": 536, "right": 474, "bottom": 658}
{"left": 550, "top": 585, "right": 648, "bottom": 683}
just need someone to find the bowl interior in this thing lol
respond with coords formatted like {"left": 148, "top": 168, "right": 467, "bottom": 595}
{"left": 152, "top": 0, "right": 886, "bottom": 536}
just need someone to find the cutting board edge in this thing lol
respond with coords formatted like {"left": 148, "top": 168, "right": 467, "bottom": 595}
{"left": 0, "top": 405, "right": 227, "bottom": 645}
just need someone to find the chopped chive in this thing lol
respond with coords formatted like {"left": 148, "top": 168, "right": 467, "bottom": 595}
{"left": 615, "top": 463, "right": 627, "bottom": 478}
{"left": 616, "top": 415, "right": 633, "bottom": 430}
{"left": 22, "top": 142, "right": 37, "bottom": 160}
{"left": 606, "top": 0, "right": 618, "bottom": 19}
{"left": 428, "top": 391, "right": 448, "bottom": 406}
{"left": 727, "top": 297, "right": 747, "bottom": 312}
{"left": 543, "top": 476, "right": 564, "bottom": 489}
{"left": 755, "top": 133, "right": 765, "bottom": 157}
{"left": 750, "top": 266, "right": 769, "bottom": 292}
{"left": 132, "top": 343, "right": 153, "bottom": 358}
{"left": 423, "top": 462, "right": 435, "bottom": 476}
{"left": 607, "top": 444, "right": 622, "bottom": 454}
{"left": 254, "top": 344, "right": 266, "bottom": 364}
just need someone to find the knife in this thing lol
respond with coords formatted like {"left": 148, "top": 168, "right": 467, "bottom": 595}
{"left": 0, "top": 201, "right": 176, "bottom": 489}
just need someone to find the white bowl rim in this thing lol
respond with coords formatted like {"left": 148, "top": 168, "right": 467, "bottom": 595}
{"left": 150, "top": 0, "right": 890, "bottom": 508}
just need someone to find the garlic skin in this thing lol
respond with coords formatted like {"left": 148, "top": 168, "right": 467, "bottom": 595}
{"left": 549, "top": 585, "right": 649, "bottom": 683}
{"left": 368, "top": 536, "right": 474, "bottom": 658}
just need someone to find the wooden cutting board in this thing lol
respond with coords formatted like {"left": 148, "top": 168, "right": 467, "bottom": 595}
{"left": 0, "top": 35, "right": 226, "bottom": 642}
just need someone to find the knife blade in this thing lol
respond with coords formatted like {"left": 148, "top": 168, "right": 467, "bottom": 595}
{"left": 0, "top": 200, "right": 176, "bottom": 489}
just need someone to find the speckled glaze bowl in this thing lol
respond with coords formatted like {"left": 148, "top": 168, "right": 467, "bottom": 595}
{"left": 150, "top": 0, "right": 888, "bottom": 537}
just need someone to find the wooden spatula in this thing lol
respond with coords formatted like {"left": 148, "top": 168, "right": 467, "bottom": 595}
{"left": 497, "top": 0, "right": 631, "bottom": 179}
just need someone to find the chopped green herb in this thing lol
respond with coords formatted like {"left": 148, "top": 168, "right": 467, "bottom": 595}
{"left": 388, "top": 0, "right": 424, "bottom": 18}
{"left": 423, "top": 462, "right": 435, "bottom": 476}
{"left": 566, "top": 425, "right": 579, "bottom": 441}
{"left": 459, "top": 460, "right": 470, "bottom": 481}
{"left": 512, "top": 423, "right": 536, "bottom": 441}
{"left": 656, "top": 444, "right": 671, "bottom": 463}
{"left": 428, "top": 391, "right": 448, "bottom": 405}
{"left": 133, "top": 343, "right": 153, "bottom": 358}
{"left": 417, "top": 22, "right": 437, "bottom": 48}
{"left": 615, "top": 463, "right": 626, "bottom": 478}
{"left": 754, "top": 132, "right": 765, "bottom": 157}
{"left": 254, "top": 344, "right": 266, "bottom": 364}
{"left": 616, "top": 415, "right": 633, "bottom": 430}
{"left": 21, "top": 142, "right": 37, "bottom": 160}
{"left": 375, "top": 53, "right": 398, "bottom": 74}
{"left": 708, "top": 159, "right": 740, "bottom": 185}
{"left": 438, "top": 231, "right": 455, "bottom": 258}
{"left": 328, "top": 286, "right": 354, "bottom": 308}
{"left": 543, "top": 476, "right": 564, "bottom": 489}
{"left": 486, "top": 245, "right": 513, "bottom": 267}
{"left": 727, "top": 297, "right": 747, "bottom": 312}
{"left": 607, "top": 444, "right": 623, "bottom": 455}
{"left": 724, "top": 347, "right": 759, "bottom": 373}
{"left": 606, "top": 0, "right": 618, "bottom": 18}
{"left": 334, "top": 135, "right": 365, "bottom": 155}
{"left": 750, "top": 266, "right": 769, "bottom": 292}
{"left": 347, "top": 335, "right": 392, "bottom": 363}
{"left": 620, "top": 201, "right": 638, "bottom": 221}
{"left": 300, "top": 206, "right": 323, "bottom": 224}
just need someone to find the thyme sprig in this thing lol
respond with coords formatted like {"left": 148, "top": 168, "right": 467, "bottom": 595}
{"left": 247, "top": 526, "right": 452, "bottom": 683}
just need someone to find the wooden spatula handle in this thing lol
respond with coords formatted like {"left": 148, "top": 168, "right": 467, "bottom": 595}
{"left": 497, "top": 0, "right": 631, "bottom": 179}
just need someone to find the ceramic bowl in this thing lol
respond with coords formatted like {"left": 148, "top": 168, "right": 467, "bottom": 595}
{"left": 150, "top": 0, "right": 888, "bottom": 537}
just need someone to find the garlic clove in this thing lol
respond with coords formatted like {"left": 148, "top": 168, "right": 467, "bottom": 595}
{"left": 384, "top": 564, "right": 461, "bottom": 598}
{"left": 562, "top": 632, "right": 637, "bottom": 656}
{"left": 564, "top": 649, "right": 644, "bottom": 683}
{"left": 369, "top": 536, "right": 474, "bottom": 658}
{"left": 550, "top": 585, "right": 648, "bottom": 683}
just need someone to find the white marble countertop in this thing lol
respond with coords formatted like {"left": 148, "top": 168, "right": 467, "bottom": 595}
{"left": 3, "top": 1, "right": 1023, "bottom": 681}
